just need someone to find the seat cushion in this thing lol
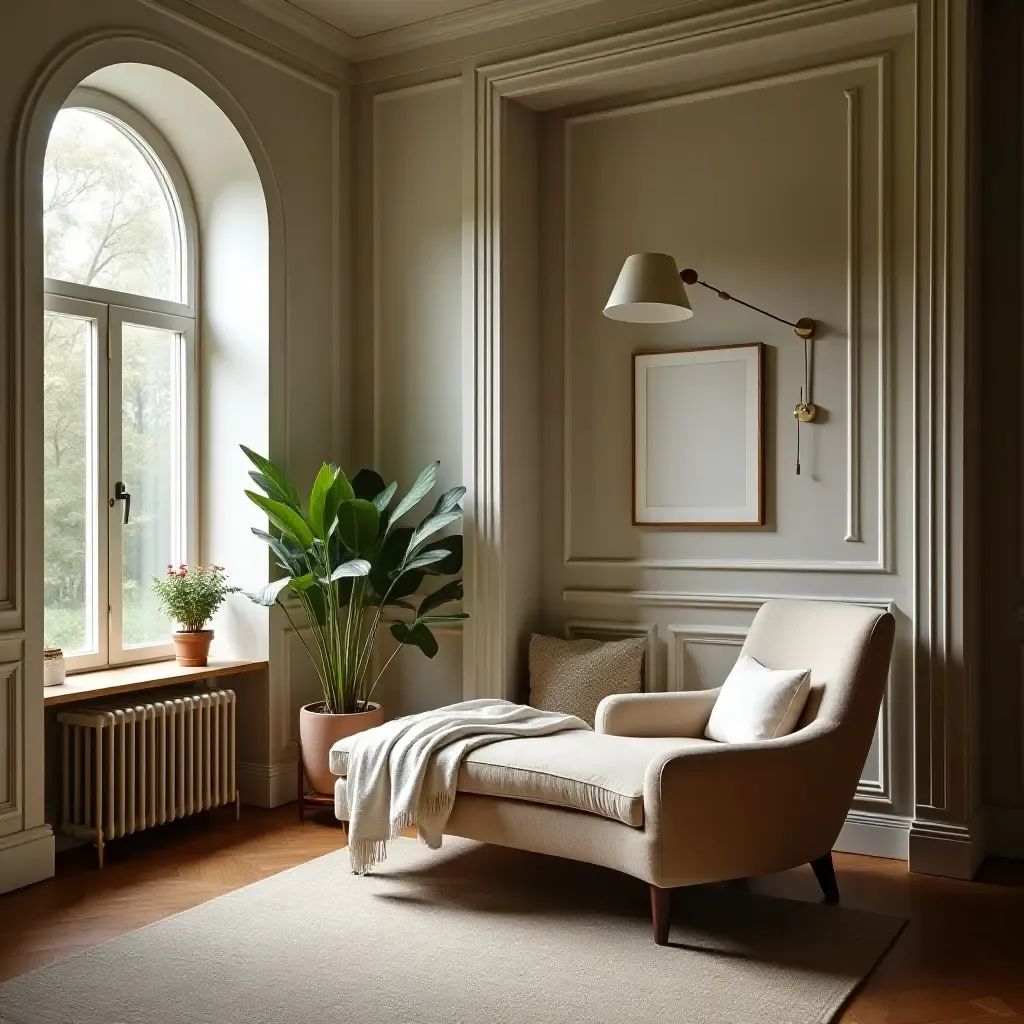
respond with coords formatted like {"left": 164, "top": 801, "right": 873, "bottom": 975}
{"left": 332, "top": 731, "right": 714, "bottom": 827}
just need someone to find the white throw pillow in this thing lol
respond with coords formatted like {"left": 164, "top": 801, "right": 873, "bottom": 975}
{"left": 704, "top": 654, "right": 811, "bottom": 743}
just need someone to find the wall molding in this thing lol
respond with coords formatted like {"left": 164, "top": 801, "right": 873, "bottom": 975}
{"left": 844, "top": 86, "right": 862, "bottom": 544}
{"left": 564, "top": 618, "right": 658, "bottom": 690}
{"left": 836, "top": 810, "right": 910, "bottom": 859}
{"left": 235, "top": 0, "right": 611, "bottom": 63}
{"left": 666, "top": 625, "right": 746, "bottom": 692}
{"left": 236, "top": 759, "right": 297, "bottom": 809}
{"left": 0, "top": 661, "right": 21, "bottom": 829}
{"left": 0, "top": 825, "right": 54, "bottom": 895}
{"left": 562, "top": 588, "right": 896, "bottom": 613}
{"left": 561, "top": 54, "right": 892, "bottom": 573}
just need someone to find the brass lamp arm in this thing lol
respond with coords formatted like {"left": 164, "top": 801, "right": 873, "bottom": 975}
{"left": 680, "top": 268, "right": 815, "bottom": 340}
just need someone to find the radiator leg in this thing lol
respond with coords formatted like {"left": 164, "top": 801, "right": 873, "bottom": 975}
{"left": 96, "top": 830, "right": 105, "bottom": 870}
{"left": 235, "top": 790, "right": 240, "bottom": 822}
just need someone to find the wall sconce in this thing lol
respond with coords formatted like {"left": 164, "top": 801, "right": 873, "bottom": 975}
{"left": 604, "top": 252, "right": 819, "bottom": 474}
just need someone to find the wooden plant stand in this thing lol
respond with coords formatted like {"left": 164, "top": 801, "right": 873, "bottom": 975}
{"left": 296, "top": 739, "right": 337, "bottom": 823}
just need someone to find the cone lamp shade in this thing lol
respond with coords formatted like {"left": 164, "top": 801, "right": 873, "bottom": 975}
{"left": 603, "top": 252, "right": 693, "bottom": 323}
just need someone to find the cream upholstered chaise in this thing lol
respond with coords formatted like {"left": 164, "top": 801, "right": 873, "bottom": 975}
{"left": 333, "top": 600, "right": 895, "bottom": 944}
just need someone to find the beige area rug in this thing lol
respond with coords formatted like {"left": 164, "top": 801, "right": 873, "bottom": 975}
{"left": 0, "top": 838, "right": 904, "bottom": 1024}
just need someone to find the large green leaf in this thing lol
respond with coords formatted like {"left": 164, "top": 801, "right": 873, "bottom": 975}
{"left": 245, "top": 490, "right": 314, "bottom": 549}
{"left": 251, "top": 528, "right": 304, "bottom": 575}
{"left": 249, "top": 471, "right": 301, "bottom": 512}
{"left": 417, "top": 535, "right": 463, "bottom": 575}
{"left": 329, "top": 558, "right": 372, "bottom": 582}
{"left": 326, "top": 469, "right": 355, "bottom": 522}
{"left": 308, "top": 464, "right": 339, "bottom": 539}
{"left": 390, "top": 461, "right": 439, "bottom": 528}
{"left": 245, "top": 577, "right": 291, "bottom": 606}
{"left": 407, "top": 509, "right": 463, "bottom": 557}
{"left": 241, "top": 446, "right": 301, "bottom": 512}
{"left": 336, "top": 499, "right": 379, "bottom": 554}
{"left": 352, "top": 469, "right": 386, "bottom": 503}
{"left": 428, "top": 486, "right": 467, "bottom": 518}
{"left": 372, "top": 482, "right": 397, "bottom": 513}
{"left": 370, "top": 565, "right": 423, "bottom": 605}
{"left": 289, "top": 573, "right": 316, "bottom": 592}
{"left": 417, "top": 579, "right": 463, "bottom": 618}
{"left": 402, "top": 549, "right": 451, "bottom": 573}
{"left": 390, "top": 620, "right": 439, "bottom": 658}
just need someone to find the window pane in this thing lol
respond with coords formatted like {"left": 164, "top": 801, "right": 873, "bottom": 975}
{"left": 44, "top": 311, "right": 98, "bottom": 655}
{"left": 43, "top": 108, "right": 181, "bottom": 301}
{"left": 121, "top": 323, "right": 185, "bottom": 647}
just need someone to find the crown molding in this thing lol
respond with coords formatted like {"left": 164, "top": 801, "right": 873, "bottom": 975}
{"left": 235, "top": 0, "right": 359, "bottom": 57}
{"left": 235, "top": 0, "right": 613, "bottom": 61}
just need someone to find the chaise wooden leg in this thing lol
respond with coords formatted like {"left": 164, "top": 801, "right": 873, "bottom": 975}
{"left": 650, "top": 885, "right": 673, "bottom": 945}
{"left": 811, "top": 853, "right": 840, "bottom": 903}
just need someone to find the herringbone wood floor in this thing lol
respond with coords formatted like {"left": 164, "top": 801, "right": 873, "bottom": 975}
{"left": 1, "top": 805, "right": 1022, "bottom": 1023}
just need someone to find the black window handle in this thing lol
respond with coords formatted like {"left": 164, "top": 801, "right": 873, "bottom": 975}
{"left": 112, "top": 481, "right": 131, "bottom": 525}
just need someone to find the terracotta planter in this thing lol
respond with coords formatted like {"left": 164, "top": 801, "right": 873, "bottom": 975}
{"left": 299, "top": 701, "right": 384, "bottom": 796}
{"left": 173, "top": 629, "right": 213, "bottom": 667}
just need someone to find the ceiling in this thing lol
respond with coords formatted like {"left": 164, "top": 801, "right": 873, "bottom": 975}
{"left": 283, "top": 0, "right": 514, "bottom": 39}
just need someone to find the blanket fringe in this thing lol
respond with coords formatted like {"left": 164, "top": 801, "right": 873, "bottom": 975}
{"left": 348, "top": 791, "right": 455, "bottom": 874}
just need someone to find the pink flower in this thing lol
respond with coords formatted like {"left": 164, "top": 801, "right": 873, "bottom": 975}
{"left": 212, "top": 564, "right": 225, "bottom": 572}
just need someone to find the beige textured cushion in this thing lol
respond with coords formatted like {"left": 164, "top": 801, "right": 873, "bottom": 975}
{"left": 529, "top": 634, "right": 646, "bottom": 726}
{"left": 704, "top": 654, "right": 811, "bottom": 743}
{"left": 333, "top": 731, "right": 714, "bottom": 827}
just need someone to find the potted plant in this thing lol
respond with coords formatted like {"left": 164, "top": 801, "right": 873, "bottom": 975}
{"left": 241, "top": 447, "right": 467, "bottom": 796}
{"left": 151, "top": 564, "right": 239, "bottom": 667}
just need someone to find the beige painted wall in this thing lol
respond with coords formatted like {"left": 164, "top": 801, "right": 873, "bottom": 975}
{"left": 0, "top": 0, "right": 350, "bottom": 891}
{"left": 357, "top": 80, "right": 465, "bottom": 718}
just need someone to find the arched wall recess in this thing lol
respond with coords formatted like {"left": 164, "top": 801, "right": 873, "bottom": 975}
{"left": 6, "top": 34, "right": 290, "bottom": 887}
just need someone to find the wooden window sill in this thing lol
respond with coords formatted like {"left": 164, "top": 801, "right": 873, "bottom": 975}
{"left": 43, "top": 658, "right": 268, "bottom": 707}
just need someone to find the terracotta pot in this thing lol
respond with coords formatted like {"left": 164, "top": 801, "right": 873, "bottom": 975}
{"left": 299, "top": 701, "right": 384, "bottom": 796}
{"left": 173, "top": 629, "right": 213, "bottom": 667}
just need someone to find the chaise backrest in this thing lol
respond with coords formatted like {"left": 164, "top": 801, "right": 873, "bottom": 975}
{"left": 740, "top": 600, "right": 895, "bottom": 793}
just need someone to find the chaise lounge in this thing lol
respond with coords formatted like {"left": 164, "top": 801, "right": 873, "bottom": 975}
{"left": 332, "top": 599, "right": 895, "bottom": 944}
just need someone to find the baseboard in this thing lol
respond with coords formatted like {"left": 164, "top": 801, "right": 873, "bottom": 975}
{"left": 236, "top": 760, "right": 297, "bottom": 809}
{"left": 908, "top": 817, "right": 984, "bottom": 879}
{"left": 835, "top": 810, "right": 910, "bottom": 860}
{"left": 980, "top": 806, "right": 1024, "bottom": 859}
{"left": 0, "top": 825, "right": 55, "bottom": 894}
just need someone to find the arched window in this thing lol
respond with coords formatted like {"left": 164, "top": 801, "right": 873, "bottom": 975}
{"left": 43, "top": 88, "right": 197, "bottom": 668}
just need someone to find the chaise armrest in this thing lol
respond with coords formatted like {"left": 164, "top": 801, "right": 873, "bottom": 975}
{"left": 596, "top": 688, "right": 721, "bottom": 738}
{"left": 644, "top": 722, "right": 850, "bottom": 885}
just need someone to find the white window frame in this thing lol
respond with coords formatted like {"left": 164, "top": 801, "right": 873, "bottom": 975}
{"left": 43, "top": 88, "right": 199, "bottom": 672}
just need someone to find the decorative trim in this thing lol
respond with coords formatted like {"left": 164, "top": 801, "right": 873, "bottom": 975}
{"left": 236, "top": 760, "right": 297, "bottom": 809}
{"left": 909, "top": 817, "right": 984, "bottom": 880}
{"left": 230, "top": 0, "right": 358, "bottom": 58}
{"left": 562, "top": 588, "right": 896, "bottom": 613}
{"left": 845, "top": 87, "right": 862, "bottom": 543}
{"left": 235, "top": 0, "right": 610, "bottom": 63}
{"left": 0, "top": 661, "right": 21, "bottom": 826}
{"left": 666, "top": 625, "right": 746, "bottom": 692}
{"left": 562, "top": 54, "right": 891, "bottom": 571}
{"left": 0, "top": 825, "right": 54, "bottom": 895}
{"left": 564, "top": 619, "right": 658, "bottom": 691}
{"left": 835, "top": 810, "right": 910, "bottom": 860}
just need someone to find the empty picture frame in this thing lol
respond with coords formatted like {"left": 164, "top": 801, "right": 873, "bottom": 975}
{"left": 633, "top": 343, "right": 764, "bottom": 526}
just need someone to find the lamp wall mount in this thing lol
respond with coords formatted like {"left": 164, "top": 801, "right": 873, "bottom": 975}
{"left": 679, "top": 268, "right": 816, "bottom": 340}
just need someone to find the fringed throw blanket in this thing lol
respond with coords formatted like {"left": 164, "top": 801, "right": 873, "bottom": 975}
{"left": 341, "top": 699, "right": 589, "bottom": 873}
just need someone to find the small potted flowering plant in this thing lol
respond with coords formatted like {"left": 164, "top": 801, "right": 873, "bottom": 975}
{"left": 152, "top": 564, "right": 239, "bottom": 666}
